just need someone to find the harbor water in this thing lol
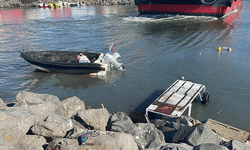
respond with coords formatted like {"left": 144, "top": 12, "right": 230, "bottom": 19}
{"left": 0, "top": 2, "right": 250, "bottom": 132}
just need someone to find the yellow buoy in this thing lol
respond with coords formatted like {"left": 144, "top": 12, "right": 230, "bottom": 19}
{"left": 218, "top": 47, "right": 222, "bottom": 51}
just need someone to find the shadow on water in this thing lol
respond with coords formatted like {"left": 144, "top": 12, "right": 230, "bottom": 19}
{"left": 132, "top": 90, "right": 164, "bottom": 114}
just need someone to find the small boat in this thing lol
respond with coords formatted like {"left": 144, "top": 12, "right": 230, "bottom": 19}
{"left": 69, "top": 3, "right": 78, "bottom": 7}
{"left": 48, "top": 3, "right": 60, "bottom": 8}
{"left": 135, "top": 0, "right": 242, "bottom": 17}
{"left": 20, "top": 44, "right": 125, "bottom": 76}
{"left": 37, "top": 2, "right": 48, "bottom": 8}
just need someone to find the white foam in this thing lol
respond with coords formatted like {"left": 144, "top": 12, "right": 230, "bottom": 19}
{"left": 123, "top": 14, "right": 217, "bottom": 23}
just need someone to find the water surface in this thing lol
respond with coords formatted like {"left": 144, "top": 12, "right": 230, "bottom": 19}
{"left": 0, "top": 3, "right": 250, "bottom": 131}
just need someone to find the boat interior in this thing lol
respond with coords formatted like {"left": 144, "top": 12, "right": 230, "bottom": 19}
{"left": 25, "top": 51, "right": 101, "bottom": 63}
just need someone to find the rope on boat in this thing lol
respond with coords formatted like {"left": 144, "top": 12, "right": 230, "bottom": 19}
{"left": 200, "top": 0, "right": 217, "bottom": 5}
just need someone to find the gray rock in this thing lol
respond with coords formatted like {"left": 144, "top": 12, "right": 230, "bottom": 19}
{"left": 108, "top": 112, "right": 165, "bottom": 150}
{"left": 1, "top": 108, "right": 36, "bottom": 134}
{"left": 193, "top": 143, "right": 229, "bottom": 150}
{"left": 0, "top": 134, "right": 46, "bottom": 150}
{"left": 75, "top": 108, "right": 110, "bottom": 131}
{"left": 152, "top": 116, "right": 196, "bottom": 142}
{"left": 109, "top": 111, "right": 134, "bottom": 124}
{"left": 31, "top": 113, "right": 74, "bottom": 138}
{"left": 146, "top": 143, "right": 193, "bottom": 150}
{"left": 107, "top": 131, "right": 139, "bottom": 150}
{"left": 0, "top": 98, "right": 7, "bottom": 110}
{"left": 107, "top": 111, "right": 137, "bottom": 132}
{"left": 134, "top": 123, "right": 165, "bottom": 149}
{"left": 81, "top": 130, "right": 138, "bottom": 150}
{"left": 46, "top": 138, "right": 80, "bottom": 150}
{"left": 66, "top": 119, "right": 89, "bottom": 138}
{"left": 58, "top": 96, "right": 85, "bottom": 118}
{"left": 226, "top": 140, "right": 250, "bottom": 150}
{"left": 15, "top": 91, "right": 60, "bottom": 107}
{"left": 0, "top": 108, "right": 39, "bottom": 149}
{"left": 0, "top": 117, "right": 26, "bottom": 149}
{"left": 18, "top": 135, "right": 47, "bottom": 150}
{"left": 172, "top": 123, "right": 221, "bottom": 146}
{"left": 27, "top": 102, "right": 61, "bottom": 122}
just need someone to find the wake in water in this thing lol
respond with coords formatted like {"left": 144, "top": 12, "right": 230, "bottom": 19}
{"left": 123, "top": 14, "right": 218, "bottom": 23}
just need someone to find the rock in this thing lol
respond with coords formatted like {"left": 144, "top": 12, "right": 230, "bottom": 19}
{"left": 172, "top": 123, "right": 221, "bottom": 146}
{"left": 75, "top": 108, "right": 110, "bottom": 131}
{"left": 134, "top": 123, "right": 165, "bottom": 149}
{"left": 81, "top": 130, "right": 138, "bottom": 150}
{"left": 0, "top": 98, "right": 7, "bottom": 110}
{"left": 46, "top": 138, "right": 80, "bottom": 150}
{"left": 58, "top": 96, "right": 85, "bottom": 118}
{"left": 152, "top": 116, "right": 196, "bottom": 142}
{"left": 226, "top": 140, "right": 250, "bottom": 150}
{"left": 0, "top": 108, "right": 38, "bottom": 149}
{"left": 107, "top": 111, "right": 137, "bottom": 132}
{"left": 1, "top": 108, "right": 36, "bottom": 134}
{"left": 109, "top": 111, "right": 134, "bottom": 124}
{"left": 107, "top": 131, "right": 138, "bottom": 150}
{"left": 18, "top": 135, "right": 47, "bottom": 150}
{"left": 147, "top": 142, "right": 193, "bottom": 150}
{"left": 0, "top": 121, "right": 25, "bottom": 149}
{"left": 108, "top": 112, "right": 165, "bottom": 149}
{"left": 31, "top": 113, "right": 74, "bottom": 139}
{"left": 66, "top": 119, "right": 89, "bottom": 138}
{"left": 27, "top": 102, "right": 61, "bottom": 122}
{"left": 15, "top": 91, "right": 60, "bottom": 107}
{"left": 0, "top": 134, "right": 46, "bottom": 150}
{"left": 193, "top": 143, "right": 229, "bottom": 150}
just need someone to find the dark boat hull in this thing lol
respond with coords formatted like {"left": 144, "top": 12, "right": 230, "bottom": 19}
{"left": 135, "top": 0, "right": 241, "bottom": 17}
{"left": 20, "top": 51, "right": 104, "bottom": 75}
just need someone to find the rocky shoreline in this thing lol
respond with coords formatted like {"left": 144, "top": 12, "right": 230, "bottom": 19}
{"left": 0, "top": 91, "right": 249, "bottom": 150}
{"left": 0, "top": 0, "right": 135, "bottom": 8}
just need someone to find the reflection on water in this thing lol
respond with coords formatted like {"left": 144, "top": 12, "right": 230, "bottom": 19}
{"left": 0, "top": 9, "right": 27, "bottom": 24}
{"left": 50, "top": 8, "right": 72, "bottom": 20}
{"left": 21, "top": 68, "right": 124, "bottom": 90}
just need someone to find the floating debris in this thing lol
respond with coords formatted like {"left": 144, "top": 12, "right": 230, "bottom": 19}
{"left": 218, "top": 47, "right": 232, "bottom": 51}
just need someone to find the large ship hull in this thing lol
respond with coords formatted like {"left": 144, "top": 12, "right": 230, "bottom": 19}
{"left": 135, "top": 0, "right": 242, "bottom": 17}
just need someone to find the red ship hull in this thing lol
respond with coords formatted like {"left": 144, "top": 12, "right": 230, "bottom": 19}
{"left": 136, "top": 0, "right": 241, "bottom": 17}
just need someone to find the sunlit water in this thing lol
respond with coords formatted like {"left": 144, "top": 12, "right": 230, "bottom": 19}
{"left": 0, "top": 3, "right": 250, "bottom": 131}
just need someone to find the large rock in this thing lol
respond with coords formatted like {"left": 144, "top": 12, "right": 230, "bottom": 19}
{"left": 31, "top": 113, "right": 74, "bottom": 138}
{"left": 15, "top": 91, "right": 60, "bottom": 107}
{"left": 46, "top": 138, "right": 80, "bottom": 150}
{"left": 81, "top": 130, "right": 138, "bottom": 150}
{"left": 134, "top": 123, "right": 165, "bottom": 149}
{"left": 27, "top": 102, "right": 61, "bottom": 122}
{"left": 18, "top": 135, "right": 47, "bottom": 150}
{"left": 107, "top": 131, "right": 138, "bottom": 150}
{"left": 147, "top": 143, "right": 193, "bottom": 150}
{"left": 58, "top": 96, "right": 85, "bottom": 118}
{"left": 0, "top": 108, "right": 39, "bottom": 149}
{"left": 66, "top": 119, "right": 89, "bottom": 138}
{"left": 0, "top": 98, "right": 7, "bottom": 110}
{"left": 75, "top": 108, "right": 110, "bottom": 131}
{"left": 226, "top": 140, "right": 250, "bottom": 150}
{"left": 152, "top": 116, "right": 196, "bottom": 142}
{"left": 172, "top": 123, "right": 221, "bottom": 146}
{"left": 0, "top": 134, "right": 46, "bottom": 150}
{"left": 0, "top": 120, "right": 25, "bottom": 149}
{"left": 0, "top": 108, "right": 36, "bottom": 134}
{"left": 108, "top": 111, "right": 165, "bottom": 150}
{"left": 193, "top": 143, "right": 229, "bottom": 150}
{"left": 107, "top": 111, "right": 137, "bottom": 132}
